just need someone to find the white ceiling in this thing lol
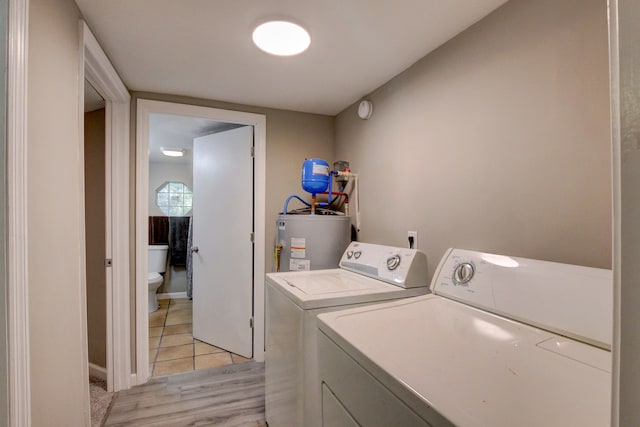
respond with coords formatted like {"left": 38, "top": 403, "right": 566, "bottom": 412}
{"left": 75, "top": 0, "right": 509, "bottom": 116}
{"left": 149, "top": 114, "right": 243, "bottom": 164}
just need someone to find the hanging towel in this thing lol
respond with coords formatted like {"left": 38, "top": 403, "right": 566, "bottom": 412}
{"left": 169, "top": 216, "right": 190, "bottom": 266}
{"left": 186, "top": 216, "right": 193, "bottom": 299}
{"left": 149, "top": 216, "right": 169, "bottom": 245}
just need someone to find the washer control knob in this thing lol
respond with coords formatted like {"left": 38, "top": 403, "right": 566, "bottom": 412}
{"left": 354, "top": 250, "right": 362, "bottom": 259}
{"left": 454, "top": 263, "right": 475, "bottom": 285}
{"left": 386, "top": 254, "right": 401, "bottom": 271}
{"left": 346, "top": 251, "right": 354, "bottom": 259}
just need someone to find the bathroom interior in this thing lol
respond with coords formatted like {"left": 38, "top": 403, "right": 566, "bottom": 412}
{"left": 146, "top": 113, "right": 251, "bottom": 376}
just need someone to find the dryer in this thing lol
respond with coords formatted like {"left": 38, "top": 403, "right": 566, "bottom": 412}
{"left": 265, "top": 242, "right": 429, "bottom": 427}
{"left": 317, "top": 248, "right": 613, "bottom": 427}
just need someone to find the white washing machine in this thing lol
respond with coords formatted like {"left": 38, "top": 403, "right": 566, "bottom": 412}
{"left": 265, "top": 242, "right": 430, "bottom": 427}
{"left": 317, "top": 248, "right": 613, "bottom": 427}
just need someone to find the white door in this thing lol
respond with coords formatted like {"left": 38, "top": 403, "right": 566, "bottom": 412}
{"left": 192, "top": 126, "right": 254, "bottom": 358}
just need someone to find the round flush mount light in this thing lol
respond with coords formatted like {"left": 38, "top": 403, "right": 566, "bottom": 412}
{"left": 252, "top": 21, "right": 310, "bottom": 56}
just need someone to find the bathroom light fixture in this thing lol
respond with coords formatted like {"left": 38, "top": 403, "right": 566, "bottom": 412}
{"left": 252, "top": 20, "right": 310, "bottom": 56}
{"left": 161, "top": 148, "right": 185, "bottom": 157}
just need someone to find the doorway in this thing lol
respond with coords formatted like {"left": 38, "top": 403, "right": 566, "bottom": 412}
{"left": 135, "top": 99, "right": 266, "bottom": 383}
{"left": 82, "top": 22, "right": 131, "bottom": 392}
{"left": 83, "top": 80, "right": 107, "bottom": 382}
{"left": 146, "top": 116, "right": 253, "bottom": 376}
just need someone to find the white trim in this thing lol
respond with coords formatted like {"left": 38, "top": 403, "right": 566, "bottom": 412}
{"left": 81, "top": 22, "right": 131, "bottom": 393}
{"left": 88, "top": 363, "right": 107, "bottom": 381}
{"left": 135, "top": 102, "right": 151, "bottom": 383}
{"left": 609, "top": 1, "right": 621, "bottom": 425}
{"left": 76, "top": 22, "right": 91, "bottom": 427}
{"left": 136, "top": 99, "right": 267, "bottom": 384}
{"left": 83, "top": 23, "right": 129, "bottom": 101}
{"left": 7, "top": 0, "right": 30, "bottom": 425}
{"left": 157, "top": 292, "right": 188, "bottom": 300}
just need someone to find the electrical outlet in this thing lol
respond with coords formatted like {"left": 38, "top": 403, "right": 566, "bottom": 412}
{"left": 408, "top": 231, "right": 418, "bottom": 249}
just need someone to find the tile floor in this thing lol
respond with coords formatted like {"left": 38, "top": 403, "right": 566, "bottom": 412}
{"left": 149, "top": 297, "right": 252, "bottom": 377}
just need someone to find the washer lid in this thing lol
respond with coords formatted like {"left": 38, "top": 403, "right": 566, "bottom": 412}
{"left": 317, "top": 295, "right": 611, "bottom": 427}
{"left": 283, "top": 270, "right": 384, "bottom": 294}
{"left": 266, "top": 269, "right": 427, "bottom": 309}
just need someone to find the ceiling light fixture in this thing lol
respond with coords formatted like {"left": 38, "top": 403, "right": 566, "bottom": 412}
{"left": 252, "top": 20, "right": 310, "bottom": 56}
{"left": 161, "top": 148, "right": 185, "bottom": 157}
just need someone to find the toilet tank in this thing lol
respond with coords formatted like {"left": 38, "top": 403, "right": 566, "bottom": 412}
{"left": 148, "top": 244, "right": 169, "bottom": 273}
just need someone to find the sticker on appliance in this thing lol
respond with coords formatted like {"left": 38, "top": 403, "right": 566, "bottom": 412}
{"left": 313, "top": 163, "right": 329, "bottom": 176}
{"left": 290, "top": 237, "right": 306, "bottom": 259}
{"left": 290, "top": 259, "right": 311, "bottom": 271}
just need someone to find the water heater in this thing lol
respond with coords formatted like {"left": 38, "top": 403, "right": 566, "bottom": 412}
{"left": 275, "top": 214, "right": 351, "bottom": 272}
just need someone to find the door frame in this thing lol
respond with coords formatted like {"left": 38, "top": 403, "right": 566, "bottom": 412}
{"left": 7, "top": 0, "right": 30, "bottom": 424}
{"left": 135, "top": 99, "right": 266, "bottom": 384}
{"left": 6, "top": 11, "right": 132, "bottom": 424}
{"left": 80, "top": 22, "right": 131, "bottom": 392}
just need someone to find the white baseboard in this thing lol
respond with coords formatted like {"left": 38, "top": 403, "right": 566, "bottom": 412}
{"left": 157, "top": 291, "right": 188, "bottom": 300}
{"left": 130, "top": 373, "right": 140, "bottom": 386}
{"left": 89, "top": 363, "right": 107, "bottom": 381}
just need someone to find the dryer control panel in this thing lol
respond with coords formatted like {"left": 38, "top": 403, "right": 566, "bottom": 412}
{"left": 431, "top": 248, "right": 613, "bottom": 349}
{"left": 339, "top": 242, "right": 428, "bottom": 288}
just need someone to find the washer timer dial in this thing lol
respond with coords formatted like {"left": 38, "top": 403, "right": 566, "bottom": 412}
{"left": 453, "top": 262, "right": 475, "bottom": 285}
{"left": 386, "top": 254, "right": 401, "bottom": 271}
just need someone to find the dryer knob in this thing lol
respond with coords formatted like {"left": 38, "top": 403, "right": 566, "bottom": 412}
{"left": 454, "top": 263, "right": 474, "bottom": 285}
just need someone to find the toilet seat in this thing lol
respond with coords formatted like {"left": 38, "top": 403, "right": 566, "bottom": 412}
{"left": 148, "top": 272, "right": 163, "bottom": 285}
{"left": 148, "top": 272, "right": 164, "bottom": 313}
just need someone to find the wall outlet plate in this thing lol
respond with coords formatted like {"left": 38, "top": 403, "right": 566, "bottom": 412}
{"left": 408, "top": 231, "right": 418, "bottom": 249}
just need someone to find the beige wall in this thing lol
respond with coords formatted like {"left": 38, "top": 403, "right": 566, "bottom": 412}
{"left": 84, "top": 108, "right": 106, "bottom": 369}
{"left": 336, "top": 0, "right": 611, "bottom": 278}
{"left": 131, "top": 93, "right": 336, "bottom": 274}
{"left": 28, "top": 0, "right": 90, "bottom": 425}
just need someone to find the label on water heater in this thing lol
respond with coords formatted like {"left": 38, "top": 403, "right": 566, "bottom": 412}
{"left": 290, "top": 259, "right": 311, "bottom": 271}
{"left": 312, "top": 164, "right": 329, "bottom": 176}
{"left": 291, "top": 237, "right": 306, "bottom": 258}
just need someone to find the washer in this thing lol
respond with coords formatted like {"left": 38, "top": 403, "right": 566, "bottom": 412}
{"left": 317, "top": 248, "right": 613, "bottom": 427}
{"left": 265, "top": 242, "right": 429, "bottom": 427}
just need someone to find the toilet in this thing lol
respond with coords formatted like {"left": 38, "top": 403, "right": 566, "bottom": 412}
{"left": 148, "top": 244, "right": 169, "bottom": 313}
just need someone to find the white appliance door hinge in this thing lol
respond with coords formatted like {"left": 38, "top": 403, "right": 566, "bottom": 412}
{"left": 104, "top": 258, "right": 113, "bottom": 267}
{"left": 250, "top": 146, "right": 255, "bottom": 157}
{"left": 249, "top": 317, "right": 254, "bottom": 328}
{"left": 250, "top": 232, "right": 255, "bottom": 242}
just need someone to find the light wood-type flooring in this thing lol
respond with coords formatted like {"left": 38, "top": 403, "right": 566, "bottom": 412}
{"left": 105, "top": 361, "right": 266, "bottom": 426}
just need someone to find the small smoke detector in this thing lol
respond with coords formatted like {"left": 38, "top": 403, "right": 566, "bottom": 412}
{"left": 357, "top": 99, "right": 373, "bottom": 120}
